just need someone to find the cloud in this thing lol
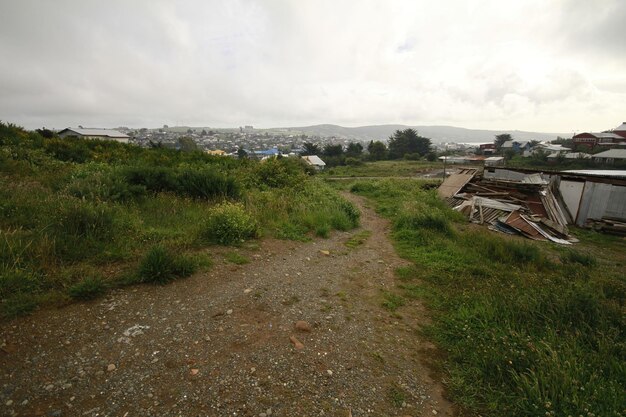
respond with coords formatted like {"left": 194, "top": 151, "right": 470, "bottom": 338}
{"left": 0, "top": 0, "right": 624, "bottom": 132}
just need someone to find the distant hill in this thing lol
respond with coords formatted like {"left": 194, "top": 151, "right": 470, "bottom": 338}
{"left": 268, "top": 124, "right": 568, "bottom": 144}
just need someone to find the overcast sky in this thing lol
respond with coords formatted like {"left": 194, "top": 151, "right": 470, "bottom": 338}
{"left": 1, "top": 0, "right": 625, "bottom": 132}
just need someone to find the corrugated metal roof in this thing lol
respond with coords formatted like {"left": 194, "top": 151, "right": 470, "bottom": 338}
{"left": 302, "top": 155, "right": 326, "bottom": 166}
{"left": 612, "top": 122, "right": 626, "bottom": 131}
{"left": 593, "top": 149, "right": 626, "bottom": 159}
{"left": 60, "top": 128, "right": 129, "bottom": 138}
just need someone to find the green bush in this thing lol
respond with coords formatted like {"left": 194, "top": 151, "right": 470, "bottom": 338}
{"left": 54, "top": 201, "right": 116, "bottom": 240}
{"left": 199, "top": 202, "right": 258, "bottom": 245}
{"left": 137, "top": 245, "right": 196, "bottom": 284}
{"left": 176, "top": 168, "right": 240, "bottom": 199}
{"left": 246, "top": 157, "right": 307, "bottom": 189}
{"left": 68, "top": 276, "right": 107, "bottom": 300}
{"left": 122, "top": 166, "right": 178, "bottom": 193}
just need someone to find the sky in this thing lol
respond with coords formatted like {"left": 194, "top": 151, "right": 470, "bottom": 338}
{"left": 0, "top": 0, "right": 625, "bottom": 133}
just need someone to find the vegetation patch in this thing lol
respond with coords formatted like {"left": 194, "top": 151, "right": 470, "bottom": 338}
{"left": 351, "top": 178, "right": 626, "bottom": 417}
{"left": 137, "top": 245, "right": 197, "bottom": 284}
{"left": 381, "top": 290, "right": 405, "bottom": 311}
{"left": 224, "top": 251, "right": 249, "bottom": 265}
{"left": 0, "top": 122, "right": 360, "bottom": 317}
{"left": 345, "top": 230, "right": 372, "bottom": 248}
{"left": 199, "top": 202, "right": 259, "bottom": 245}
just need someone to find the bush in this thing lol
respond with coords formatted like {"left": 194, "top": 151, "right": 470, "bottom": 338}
{"left": 137, "top": 245, "right": 196, "bottom": 284}
{"left": 176, "top": 169, "right": 240, "bottom": 199}
{"left": 54, "top": 201, "right": 116, "bottom": 240}
{"left": 246, "top": 157, "right": 307, "bottom": 189}
{"left": 68, "top": 276, "right": 107, "bottom": 300}
{"left": 122, "top": 166, "right": 178, "bottom": 193}
{"left": 199, "top": 202, "right": 258, "bottom": 245}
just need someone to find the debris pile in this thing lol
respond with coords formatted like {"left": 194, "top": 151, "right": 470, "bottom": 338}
{"left": 438, "top": 168, "right": 577, "bottom": 244}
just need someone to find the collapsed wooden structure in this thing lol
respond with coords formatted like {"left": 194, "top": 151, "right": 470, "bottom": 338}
{"left": 438, "top": 167, "right": 626, "bottom": 242}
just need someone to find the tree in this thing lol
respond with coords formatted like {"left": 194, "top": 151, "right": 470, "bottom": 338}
{"left": 345, "top": 142, "right": 363, "bottom": 158}
{"left": 36, "top": 128, "right": 54, "bottom": 138}
{"left": 302, "top": 142, "right": 321, "bottom": 156}
{"left": 201, "top": 129, "right": 207, "bottom": 136}
{"left": 237, "top": 147, "right": 248, "bottom": 159}
{"left": 322, "top": 144, "right": 343, "bottom": 157}
{"left": 494, "top": 133, "right": 512, "bottom": 150}
{"left": 387, "top": 129, "right": 431, "bottom": 159}
{"left": 178, "top": 136, "right": 198, "bottom": 152}
{"left": 367, "top": 140, "right": 387, "bottom": 161}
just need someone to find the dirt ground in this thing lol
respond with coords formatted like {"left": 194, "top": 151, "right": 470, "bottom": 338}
{"left": 0, "top": 194, "right": 458, "bottom": 417}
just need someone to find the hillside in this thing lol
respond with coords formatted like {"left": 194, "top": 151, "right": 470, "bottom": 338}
{"left": 269, "top": 124, "right": 568, "bottom": 143}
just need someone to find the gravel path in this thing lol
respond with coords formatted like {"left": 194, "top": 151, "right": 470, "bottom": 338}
{"left": 0, "top": 193, "right": 456, "bottom": 417}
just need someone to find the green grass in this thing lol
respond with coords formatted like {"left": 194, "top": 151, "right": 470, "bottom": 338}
{"left": 381, "top": 290, "right": 405, "bottom": 311}
{"left": 323, "top": 160, "right": 440, "bottom": 178}
{"left": 352, "top": 178, "right": 626, "bottom": 417}
{"left": 224, "top": 251, "right": 249, "bottom": 265}
{"left": 0, "top": 122, "right": 359, "bottom": 318}
{"left": 345, "top": 230, "right": 372, "bottom": 248}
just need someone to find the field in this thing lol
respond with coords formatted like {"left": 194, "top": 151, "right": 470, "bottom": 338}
{"left": 323, "top": 159, "right": 441, "bottom": 177}
{"left": 337, "top": 177, "right": 625, "bottom": 416}
{"left": 0, "top": 123, "right": 360, "bottom": 318}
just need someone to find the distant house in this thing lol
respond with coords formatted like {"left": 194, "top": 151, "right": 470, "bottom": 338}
{"left": 206, "top": 149, "right": 226, "bottom": 156}
{"left": 592, "top": 149, "right": 626, "bottom": 164}
{"left": 501, "top": 140, "right": 531, "bottom": 153}
{"left": 58, "top": 128, "right": 130, "bottom": 143}
{"left": 572, "top": 122, "right": 626, "bottom": 149}
{"left": 302, "top": 155, "right": 326, "bottom": 170}
{"left": 547, "top": 152, "right": 592, "bottom": 160}
{"left": 484, "top": 156, "right": 505, "bottom": 166}
{"left": 479, "top": 143, "right": 496, "bottom": 155}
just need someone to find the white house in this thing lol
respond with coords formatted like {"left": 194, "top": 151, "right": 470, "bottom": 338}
{"left": 302, "top": 155, "right": 326, "bottom": 170}
{"left": 58, "top": 128, "right": 130, "bottom": 143}
{"left": 592, "top": 149, "right": 626, "bottom": 164}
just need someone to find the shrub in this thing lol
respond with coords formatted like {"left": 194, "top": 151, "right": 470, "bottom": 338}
{"left": 54, "top": 201, "right": 116, "bottom": 240}
{"left": 137, "top": 245, "right": 196, "bottom": 284}
{"left": 68, "top": 276, "right": 107, "bottom": 300}
{"left": 246, "top": 158, "right": 307, "bottom": 189}
{"left": 176, "top": 169, "right": 240, "bottom": 199}
{"left": 199, "top": 202, "right": 258, "bottom": 245}
{"left": 122, "top": 166, "right": 178, "bottom": 193}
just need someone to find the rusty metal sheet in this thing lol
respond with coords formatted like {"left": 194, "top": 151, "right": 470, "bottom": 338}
{"left": 437, "top": 168, "right": 478, "bottom": 198}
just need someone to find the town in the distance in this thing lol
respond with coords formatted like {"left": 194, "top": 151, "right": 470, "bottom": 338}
{"left": 48, "top": 121, "right": 626, "bottom": 168}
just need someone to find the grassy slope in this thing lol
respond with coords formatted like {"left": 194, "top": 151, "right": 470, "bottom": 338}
{"left": 323, "top": 160, "right": 440, "bottom": 177}
{"left": 0, "top": 123, "right": 360, "bottom": 318}
{"left": 340, "top": 178, "right": 625, "bottom": 417}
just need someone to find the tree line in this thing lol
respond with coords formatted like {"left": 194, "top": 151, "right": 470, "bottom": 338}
{"left": 301, "top": 128, "right": 434, "bottom": 167}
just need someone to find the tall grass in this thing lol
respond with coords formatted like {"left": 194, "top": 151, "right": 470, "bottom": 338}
{"left": 0, "top": 122, "right": 359, "bottom": 317}
{"left": 351, "top": 178, "right": 626, "bottom": 417}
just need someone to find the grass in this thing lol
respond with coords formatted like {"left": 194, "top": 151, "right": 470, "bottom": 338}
{"left": 381, "top": 290, "right": 405, "bottom": 311}
{"left": 351, "top": 178, "right": 626, "bottom": 417}
{"left": 224, "top": 251, "right": 249, "bottom": 265}
{"left": 0, "top": 122, "right": 359, "bottom": 318}
{"left": 323, "top": 160, "right": 440, "bottom": 178}
{"left": 345, "top": 230, "right": 372, "bottom": 248}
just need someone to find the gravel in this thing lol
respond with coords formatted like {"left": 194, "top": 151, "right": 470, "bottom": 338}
{"left": 0, "top": 194, "right": 455, "bottom": 417}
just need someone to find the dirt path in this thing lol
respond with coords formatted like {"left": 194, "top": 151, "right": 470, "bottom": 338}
{"left": 0, "top": 194, "right": 456, "bottom": 417}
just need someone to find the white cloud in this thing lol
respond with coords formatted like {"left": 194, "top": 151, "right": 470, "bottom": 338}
{"left": 0, "top": 0, "right": 624, "bottom": 132}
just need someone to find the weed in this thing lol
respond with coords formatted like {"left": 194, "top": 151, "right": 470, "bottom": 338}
{"left": 137, "top": 245, "right": 196, "bottom": 284}
{"left": 68, "top": 276, "right": 107, "bottom": 300}
{"left": 388, "top": 384, "right": 406, "bottom": 407}
{"left": 335, "top": 291, "right": 347, "bottom": 301}
{"left": 281, "top": 295, "right": 300, "bottom": 306}
{"left": 381, "top": 291, "right": 405, "bottom": 311}
{"left": 199, "top": 202, "right": 258, "bottom": 245}
{"left": 224, "top": 252, "right": 249, "bottom": 265}
{"left": 345, "top": 230, "right": 372, "bottom": 248}
{"left": 560, "top": 249, "right": 597, "bottom": 267}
